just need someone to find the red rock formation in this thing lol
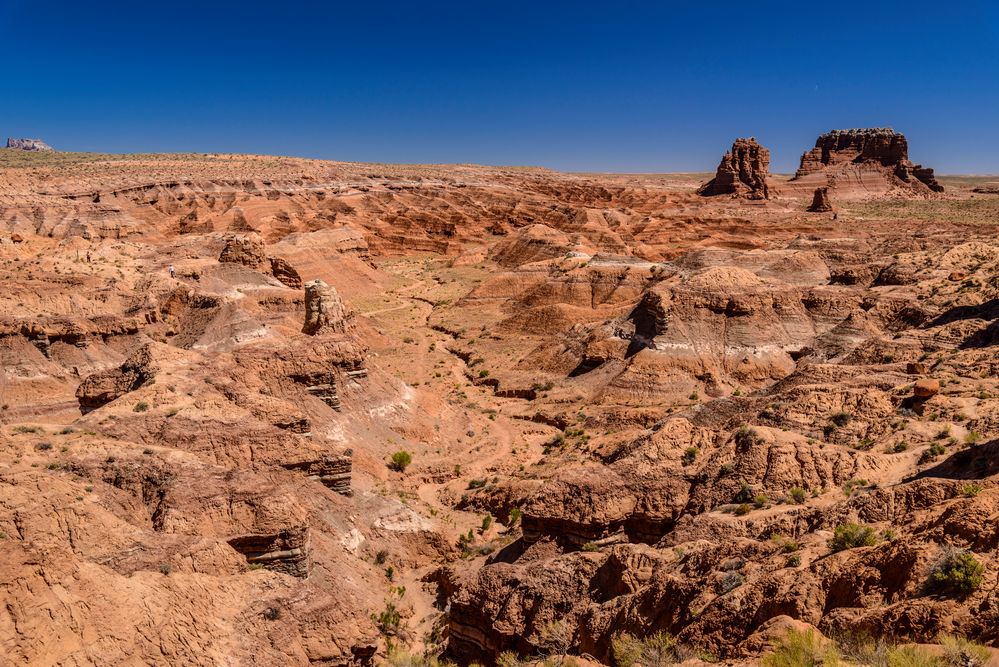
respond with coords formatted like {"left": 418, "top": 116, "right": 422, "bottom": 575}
{"left": 698, "top": 138, "right": 771, "bottom": 200}
{"left": 808, "top": 186, "right": 833, "bottom": 212}
{"left": 793, "top": 128, "right": 943, "bottom": 194}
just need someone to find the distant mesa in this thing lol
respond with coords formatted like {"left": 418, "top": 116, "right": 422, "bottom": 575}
{"left": 6, "top": 137, "right": 54, "bottom": 152}
{"left": 698, "top": 137, "right": 771, "bottom": 200}
{"left": 791, "top": 128, "right": 942, "bottom": 194}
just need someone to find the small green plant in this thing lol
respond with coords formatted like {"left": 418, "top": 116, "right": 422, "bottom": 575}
{"left": 842, "top": 478, "right": 869, "bottom": 496}
{"left": 959, "top": 483, "right": 983, "bottom": 498}
{"left": 388, "top": 450, "right": 412, "bottom": 472}
{"left": 892, "top": 441, "right": 909, "bottom": 453}
{"left": 785, "top": 554, "right": 801, "bottom": 568}
{"left": 788, "top": 486, "right": 807, "bottom": 504}
{"left": 159, "top": 563, "right": 172, "bottom": 575}
{"left": 479, "top": 515, "right": 492, "bottom": 534}
{"left": 133, "top": 401, "right": 149, "bottom": 413}
{"left": 682, "top": 446, "right": 698, "bottom": 465}
{"left": 829, "top": 523, "right": 878, "bottom": 552}
{"left": 478, "top": 369, "right": 489, "bottom": 378}
{"left": 374, "top": 549, "right": 388, "bottom": 565}
{"left": 964, "top": 431, "right": 981, "bottom": 446}
{"left": 581, "top": 541, "right": 600, "bottom": 552}
{"left": 508, "top": 507, "right": 522, "bottom": 525}
{"left": 372, "top": 600, "right": 401, "bottom": 634}
{"left": 689, "top": 391, "right": 699, "bottom": 401}
{"left": 753, "top": 494, "right": 769, "bottom": 509}
{"left": 385, "top": 566, "right": 395, "bottom": 581}
{"left": 931, "top": 548, "right": 984, "bottom": 594}
{"left": 734, "top": 503, "right": 752, "bottom": 516}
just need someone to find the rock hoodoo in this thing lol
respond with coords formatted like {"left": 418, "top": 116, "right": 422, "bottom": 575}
{"left": 6, "top": 137, "right": 54, "bottom": 151}
{"left": 302, "top": 280, "right": 350, "bottom": 335}
{"left": 807, "top": 186, "right": 833, "bottom": 212}
{"left": 792, "top": 128, "right": 943, "bottom": 194}
{"left": 698, "top": 137, "right": 771, "bottom": 200}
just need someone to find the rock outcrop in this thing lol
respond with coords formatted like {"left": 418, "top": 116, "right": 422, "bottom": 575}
{"left": 302, "top": 280, "right": 351, "bottom": 335}
{"left": 792, "top": 128, "right": 943, "bottom": 194}
{"left": 698, "top": 138, "right": 771, "bottom": 200}
{"left": 6, "top": 137, "right": 54, "bottom": 151}
{"left": 218, "top": 234, "right": 302, "bottom": 288}
{"left": 807, "top": 186, "right": 833, "bottom": 212}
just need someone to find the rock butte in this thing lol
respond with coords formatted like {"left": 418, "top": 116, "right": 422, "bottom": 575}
{"left": 698, "top": 137, "right": 772, "bottom": 200}
{"left": 0, "top": 144, "right": 997, "bottom": 666}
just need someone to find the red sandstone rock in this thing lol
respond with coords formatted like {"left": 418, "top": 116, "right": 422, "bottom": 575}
{"left": 913, "top": 378, "right": 940, "bottom": 398}
{"left": 807, "top": 186, "right": 833, "bottom": 212}
{"left": 698, "top": 138, "right": 771, "bottom": 200}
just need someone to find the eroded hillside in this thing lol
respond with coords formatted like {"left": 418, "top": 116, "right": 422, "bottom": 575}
{"left": 1, "top": 148, "right": 998, "bottom": 666}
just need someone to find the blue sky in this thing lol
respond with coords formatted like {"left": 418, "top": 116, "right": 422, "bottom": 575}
{"left": 1, "top": 0, "right": 997, "bottom": 172}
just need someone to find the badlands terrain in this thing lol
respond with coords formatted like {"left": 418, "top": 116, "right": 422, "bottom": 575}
{"left": 1, "top": 130, "right": 999, "bottom": 666}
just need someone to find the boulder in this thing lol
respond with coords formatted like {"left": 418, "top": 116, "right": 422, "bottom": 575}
{"left": 698, "top": 138, "right": 772, "bottom": 200}
{"left": 913, "top": 378, "right": 940, "bottom": 398}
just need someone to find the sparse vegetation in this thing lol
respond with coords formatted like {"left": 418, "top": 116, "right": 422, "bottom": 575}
{"left": 133, "top": 401, "right": 149, "bottom": 413}
{"left": 930, "top": 547, "right": 984, "bottom": 594}
{"left": 762, "top": 629, "right": 840, "bottom": 667}
{"left": 829, "top": 523, "right": 878, "bottom": 552}
{"left": 612, "top": 631, "right": 678, "bottom": 667}
{"left": 389, "top": 450, "right": 412, "bottom": 472}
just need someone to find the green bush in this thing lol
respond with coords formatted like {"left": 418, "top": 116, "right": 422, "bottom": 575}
{"left": 682, "top": 446, "right": 698, "bottom": 465}
{"left": 939, "top": 634, "right": 991, "bottom": 667}
{"left": 959, "top": 483, "right": 982, "bottom": 498}
{"left": 133, "top": 401, "right": 149, "bottom": 413}
{"left": 788, "top": 486, "right": 807, "bottom": 504}
{"left": 388, "top": 450, "right": 412, "bottom": 472}
{"left": 829, "top": 523, "right": 878, "bottom": 552}
{"left": 734, "top": 503, "right": 752, "bottom": 516}
{"left": 931, "top": 548, "right": 984, "bottom": 594}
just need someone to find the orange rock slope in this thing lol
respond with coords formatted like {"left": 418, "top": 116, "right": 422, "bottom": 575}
{"left": 0, "top": 147, "right": 997, "bottom": 666}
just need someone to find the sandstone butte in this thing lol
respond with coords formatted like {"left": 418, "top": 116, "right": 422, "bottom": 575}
{"left": 0, "top": 136, "right": 997, "bottom": 667}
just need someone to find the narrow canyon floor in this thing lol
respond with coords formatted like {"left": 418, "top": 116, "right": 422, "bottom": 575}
{"left": 1, "top": 149, "right": 999, "bottom": 666}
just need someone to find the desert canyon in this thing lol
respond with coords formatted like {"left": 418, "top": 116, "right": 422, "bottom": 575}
{"left": 1, "top": 129, "right": 999, "bottom": 667}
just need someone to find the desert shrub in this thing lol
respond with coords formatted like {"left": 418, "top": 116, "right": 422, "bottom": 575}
{"left": 892, "top": 441, "right": 909, "bottom": 453}
{"left": 508, "top": 507, "right": 522, "bottom": 525}
{"left": 374, "top": 549, "right": 388, "bottom": 565}
{"left": 884, "top": 644, "right": 939, "bottom": 667}
{"left": 734, "top": 503, "right": 752, "bottom": 516}
{"left": 581, "top": 542, "right": 600, "bottom": 552}
{"left": 735, "top": 425, "right": 761, "bottom": 448}
{"left": 373, "top": 600, "right": 401, "bottom": 633}
{"left": 612, "top": 631, "right": 678, "bottom": 667}
{"left": 829, "top": 523, "right": 878, "bottom": 552}
{"left": 682, "top": 446, "right": 698, "bottom": 465}
{"left": 479, "top": 515, "right": 492, "bottom": 534}
{"left": 788, "top": 486, "right": 807, "bottom": 504}
{"left": 688, "top": 392, "right": 699, "bottom": 401}
{"left": 389, "top": 450, "right": 412, "bottom": 472}
{"left": 754, "top": 494, "right": 769, "bottom": 509}
{"left": 920, "top": 442, "right": 947, "bottom": 463}
{"left": 830, "top": 412, "right": 852, "bottom": 427}
{"left": 964, "top": 431, "right": 981, "bottom": 446}
{"left": 716, "top": 571, "right": 744, "bottom": 594}
{"left": 34, "top": 442, "right": 53, "bottom": 451}
{"left": 842, "top": 479, "right": 869, "bottom": 496}
{"left": 762, "top": 629, "right": 840, "bottom": 667}
{"left": 771, "top": 535, "right": 800, "bottom": 553}
{"left": 133, "top": 401, "right": 149, "bottom": 413}
{"left": 938, "top": 635, "right": 991, "bottom": 667}
{"left": 785, "top": 554, "right": 802, "bottom": 568}
{"left": 959, "top": 483, "right": 982, "bottom": 498}
{"left": 931, "top": 548, "right": 984, "bottom": 594}
{"left": 159, "top": 563, "right": 172, "bottom": 575}
{"left": 263, "top": 606, "right": 281, "bottom": 621}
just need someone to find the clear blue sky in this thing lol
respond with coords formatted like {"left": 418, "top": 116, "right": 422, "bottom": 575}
{"left": 1, "top": 0, "right": 997, "bottom": 173}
